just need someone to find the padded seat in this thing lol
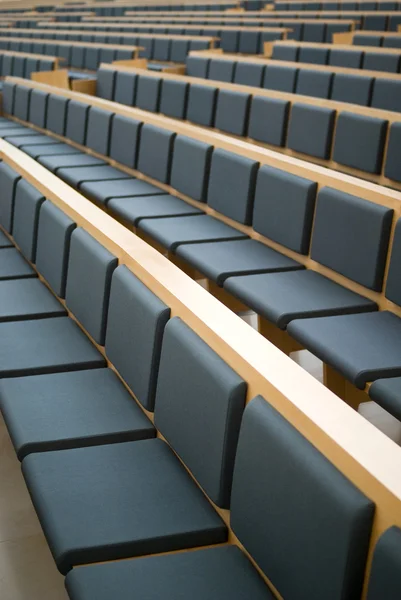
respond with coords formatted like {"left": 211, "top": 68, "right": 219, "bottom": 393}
{"left": 0, "top": 316, "right": 105, "bottom": 379}
{"left": 369, "top": 378, "right": 401, "bottom": 421}
{"left": 38, "top": 153, "right": 105, "bottom": 173}
{"left": 224, "top": 270, "right": 376, "bottom": 329}
{"left": 0, "top": 230, "right": 13, "bottom": 248}
{"left": 23, "top": 143, "right": 82, "bottom": 160}
{"left": 288, "top": 311, "right": 401, "bottom": 389}
{"left": 108, "top": 194, "right": 202, "bottom": 226}
{"left": 176, "top": 239, "right": 302, "bottom": 286}
{"left": 0, "top": 278, "right": 65, "bottom": 323}
{"left": 0, "top": 369, "right": 156, "bottom": 461}
{"left": 0, "top": 248, "right": 36, "bottom": 281}
{"left": 0, "top": 127, "right": 38, "bottom": 138}
{"left": 6, "top": 134, "right": 56, "bottom": 148}
{"left": 80, "top": 178, "right": 166, "bottom": 206}
{"left": 65, "top": 545, "right": 274, "bottom": 600}
{"left": 139, "top": 215, "right": 248, "bottom": 251}
{"left": 22, "top": 439, "right": 226, "bottom": 574}
{"left": 366, "top": 527, "right": 401, "bottom": 600}
{"left": 57, "top": 165, "right": 132, "bottom": 189}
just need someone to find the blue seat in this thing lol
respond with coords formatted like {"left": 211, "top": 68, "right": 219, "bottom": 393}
{"left": 363, "top": 52, "right": 400, "bottom": 74}
{"left": 28, "top": 89, "right": 49, "bottom": 128}
{"left": 65, "top": 100, "right": 90, "bottom": 146}
{"left": 385, "top": 123, "right": 401, "bottom": 182}
{"left": 186, "top": 55, "right": 210, "bottom": 78}
{"left": 366, "top": 527, "right": 401, "bottom": 600}
{"left": 263, "top": 64, "right": 298, "bottom": 93}
{"left": 295, "top": 69, "right": 333, "bottom": 99}
{"left": 114, "top": 72, "right": 137, "bottom": 106}
{"left": 46, "top": 94, "right": 69, "bottom": 136}
{"left": 80, "top": 178, "right": 166, "bottom": 207}
{"left": 160, "top": 79, "right": 188, "bottom": 119}
{"left": 21, "top": 316, "right": 247, "bottom": 572}
{"left": 299, "top": 46, "right": 329, "bottom": 65}
{"left": 333, "top": 112, "right": 388, "bottom": 175}
{"left": 371, "top": 79, "right": 401, "bottom": 113}
{"left": 186, "top": 83, "right": 218, "bottom": 127}
{"left": 234, "top": 62, "right": 264, "bottom": 87}
{"left": 329, "top": 49, "right": 363, "bottom": 69}
{"left": 208, "top": 59, "right": 235, "bottom": 83}
{"left": 135, "top": 75, "right": 161, "bottom": 112}
{"left": 96, "top": 68, "right": 116, "bottom": 101}
{"left": 66, "top": 395, "right": 373, "bottom": 600}
{"left": 170, "top": 135, "right": 213, "bottom": 202}
{"left": 109, "top": 115, "right": 142, "bottom": 169}
{"left": 248, "top": 96, "right": 289, "bottom": 147}
{"left": 85, "top": 107, "right": 113, "bottom": 156}
{"left": 331, "top": 73, "right": 373, "bottom": 107}
{"left": 214, "top": 89, "right": 251, "bottom": 136}
{"left": 136, "top": 124, "right": 176, "bottom": 184}
{"left": 287, "top": 104, "right": 335, "bottom": 159}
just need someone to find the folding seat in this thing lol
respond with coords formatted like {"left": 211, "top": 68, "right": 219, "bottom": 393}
{"left": 287, "top": 103, "right": 336, "bottom": 159}
{"left": 135, "top": 75, "right": 161, "bottom": 112}
{"left": 389, "top": 15, "right": 401, "bottom": 32}
{"left": 298, "top": 46, "right": 329, "bottom": 65}
{"left": 325, "top": 23, "right": 353, "bottom": 43}
{"left": 65, "top": 394, "right": 374, "bottom": 600}
{"left": 214, "top": 89, "right": 251, "bottom": 136}
{"left": 11, "top": 179, "right": 45, "bottom": 263}
{"left": 364, "top": 16, "right": 388, "bottom": 32}
{"left": 70, "top": 46, "right": 85, "bottom": 69}
{"left": 333, "top": 112, "right": 388, "bottom": 174}
{"left": 170, "top": 39, "right": 190, "bottom": 62}
{"left": 208, "top": 58, "right": 235, "bottom": 83}
{"left": 57, "top": 45, "right": 71, "bottom": 66}
{"left": 108, "top": 114, "right": 141, "bottom": 169}
{"left": 385, "top": 123, "right": 401, "bottom": 182}
{"left": 226, "top": 185, "right": 388, "bottom": 332}
{"left": 363, "top": 52, "right": 400, "bottom": 73}
{"left": 331, "top": 73, "right": 373, "bottom": 106}
{"left": 24, "top": 57, "right": 38, "bottom": 78}
{"left": 296, "top": 69, "right": 333, "bottom": 99}
{"left": 159, "top": 79, "right": 188, "bottom": 119}
{"left": 328, "top": 48, "right": 363, "bottom": 68}
{"left": 186, "top": 84, "right": 218, "bottom": 127}
{"left": 220, "top": 30, "right": 240, "bottom": 53}
{"left": 286, "top": 22, "right": 303, "bottom": 42}
{"left": 271, "top": 44, "right": 299, "bottom": 62}
{"left": 354, "top": 34, "right": 383, "bottom": 47}
{"left": 65, "top": 100, "right": 90, "bottom": 146}
{"left": 1, "top": 81, "right": 15, "bottom": 115}
{"left": 46, "top": 94, "right": 69, "bottom": 136}
{"left": 115, "top": 49, "right": 134, "bottom": 62}
{"left": 234, "top": 62, "right": 264, "bottom": 87}
{"left": 186, "top": 55, "right": 210, "bottom": 78}
{"left": 21, "top": 316, "right": 247, "bottom": 573}
{"left": 371, "top": 79, "right": 401, "bottom": 112}
{"left": 96, "top": 67, "right": 116, "bottom": 101}
{"left": 263, "top": 64, "right": 298, "bottom": 93}
{"left": 248, "top": 96, "right": 290, "bottom": 147}
{"left": 189, "top": 39, "right": 212, "bottom": 53}
{"left": 0, "top": 264, "right": 165, "bottom": 460}
{"left": 38, "top": 153, "right": 106, "bottom": 175}
{"left": 13, "top": 85, "right": 31, "bottom": 122}
{"left": 153, "top": 38, "right": 171, "bottom": 61}
{"left": 288, "top": 213, "right": 401, "bottom": 389}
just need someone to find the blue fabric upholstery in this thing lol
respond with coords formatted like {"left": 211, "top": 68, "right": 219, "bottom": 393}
{"left": 170, "top": 135, "right": 213, "bottom": 202}
{"left": 160, "top": 79, "right": 188, "bottom": 119}
{"left": 367, "top": 527, "right": 401, "bottom": 600}
{"left": 207, "top": 149, "right": 258, "bottom": 225}
{"left": 214, "top": 89, "right": 251, "bottom": 136}
{"left": 186, "top": 84, "right": 218, "bottom": 127}
{"left": 28, "top": 89, "right": 48, "bottom": 129}
{"left": 46, "top": 94, "right": 69, "bottom": 136}
{"left": 263, "top": 64, "right": 298, "bottom": 93}
{"left": 135, "top": 75, "right": 161, "bottom": 112}
{"left": 385, "top": 123, "right": 401, "bottom": 182}
{"left": 369, "top": 378, "right": 401, "bottom": 421}
{"left": 109, "top": 115, "right": 141, "bottom": 169}
{"left": 65, "top": 228, "right": 118, "bottom": 345}
{"left": 96, "top": 68, "right": 116, "bottom": 100}
{"left": 0, "top": 248, "right": 35, "bottom": 281}
{"left": 137, "top": 124, "right": 175, "bottom": 184}
{"left": 104, "top": 265, "right": 170, "bottom": 411}
{"left": 248, "top": 96, "right": 289, "bottom": 147}
{"left": 296, "top": 69, "right": 333, "bottom": 99}
{"left": 208, "top": 58, "right": 235, "bottom": 83}
{"left": 65, "top": 546, "right": 274, "bottom": 600}
{"left": 287, "top": 104, "right": 335, "bottom": 159}
{"left": 331, "top": 73, "right": 373, "bottom": 106}
{"left": 65, "top": 100, "right": 90, "bottom": 146}
{"left": 12, "top": 179, "right": 45, "bottom": 262}
{"left": 22, "top": 438, "right": 226, "bottom": 573}
{"left": 0, "top": 278, "right": 65, "bottom": 323}
{"left": 371, "top": 79, "right": 401, "bottom": 113}
{"left": 114, "top": 72, "right": 137, "bottom": 106}
{"left": 108, "top": 194, "right": 201, "bottom": 226}
{"left": 154, "top": 317, "right": 246, "bottom": 507}
{"left": 0, "top": 368, "right": 155, "bottom": 461}
{"left": 86, "top": 107, "right": 113, "bottom": 156}
{"left": 230, "top": 396, "right": 374, "bottom": 599}
{"left": 80, "top": 178, "right": 165, "bottom": 206}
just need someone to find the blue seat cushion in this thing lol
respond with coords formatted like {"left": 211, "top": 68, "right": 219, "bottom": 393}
{"left": 0, "top": 278, "right": 65, "bottom": 322}
{"left": 139, "top": 215, "right": 248, "bottom": 252}
{"left": 0, "top": 231, "right": 13, "bottom": 248}
{"left": 80, "top": 178, "right": 166, "bottom": 206}
{"left": 0, "top": 369, "right": 155, "bottom": 461}
{"left": 1, "top": 127, "right": 40, "bottom": 138}
{"left": 176, "top": 239, "right": 302, "bottom": 286}
{"left": 6, "top": 134, "right": 56, "bottom": 148}
{"left": 23, "top": 143, "right": 82, "bottom": 160}
{"left": 108, "top": 194, "right": 202, "bottom": 226}
{"left": 65, "top": 545, "right": 274, "bottom": 600}
{"left": 0, "top": 248, "right": 36, "bottom": 281}
{"left": 224, "top": 270, "right": 376, "bottom": 329}
{"left": 369, "top": 378, "right": 401, "bottom": 421}
{"left": 57, "top": 166, "right": 132, "bottom": 189}
{"left": 38, "top": 153, "right": 105, "bottom": 173}
{"left": 22, "top": 439, "right": 227, "bottom": 574}
{"left": 287, "top": 311, "right": 401, "bottom": 389}
{"left": 0, "top": 316, "right": 105, "bottom": 379}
